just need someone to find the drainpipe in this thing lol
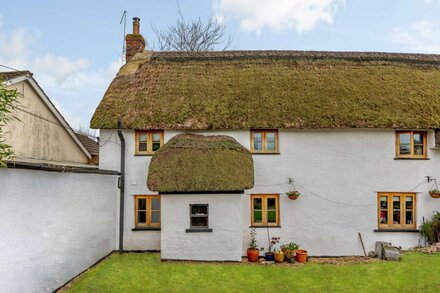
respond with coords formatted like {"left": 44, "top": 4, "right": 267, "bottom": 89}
{"left": 117, "top": 119, "right": 125, "bottom": 253}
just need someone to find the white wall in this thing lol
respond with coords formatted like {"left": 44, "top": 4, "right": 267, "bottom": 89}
{"left": 161, "top": 193, "right": 243, "bottom": 261}
{"left": 100, "top": 128, "right": 440, "bottom": 256}
{"left": 0, "top": 169, "right": 118, "bottom": 293}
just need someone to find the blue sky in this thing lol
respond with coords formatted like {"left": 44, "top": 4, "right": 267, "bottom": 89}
{"left": 1, "top": 0, "right": 440, "bottom": 130}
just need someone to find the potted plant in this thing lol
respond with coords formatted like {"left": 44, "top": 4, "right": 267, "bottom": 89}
{"left": 247, "top": 228, "right": 260, "bottom": 262}
{"left": 286, "top": 191, "right": 300, "bottom": 200}
{"left": 265, "top": 236, "right": 280, "bottom": 261}
{"left": 274, "top": 249, "right": 285, "bottom": 263}
{"left": 429, "top": 189, "right": 440, "bottom": 199}
{"left": 281, "top": 242, "right": 299, "bottom": 262}
{"left": 296, "top": 249, "right": 308, "bottom": 263}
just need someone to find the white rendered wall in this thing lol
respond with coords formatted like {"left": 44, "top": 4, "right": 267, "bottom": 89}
{"left": 161, "top": 193, "right": 243, "bottom": 261}
{"left": 0, "top": 169, "right": 118, "bottom": 293}
{"left": 100, "top": 129, "right": 440, "bottom": 256}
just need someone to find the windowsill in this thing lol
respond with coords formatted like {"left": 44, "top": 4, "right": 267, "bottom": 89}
{"left": 252, "top": 152, "right": 280, "bottom": 155}
{"left": 374, "top": 229, "right": 419, "bottom": 233}
{"left": 394, "top": 157, "right": 429, "bottom": 160}
{"left": 134, "top": 153, "right": 155, "bottom": 156}
{"left": 132, "top": 227, "right": 161, "bottom": 231}
{"left": 185, "top": 228, "right": 213, "bottom": 233}
{"left": 250, "top": 225, "right": 281, "bottom": 228}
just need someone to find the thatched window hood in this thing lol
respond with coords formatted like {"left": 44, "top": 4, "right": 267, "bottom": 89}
{"left": 147, "top": 133, "right": 254, "bottom": 193}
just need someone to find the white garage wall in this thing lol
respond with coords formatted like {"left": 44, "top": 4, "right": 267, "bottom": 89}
{"left": 0, "top": 168, "right": 118, "bottom": 293}
{"left": 161, "top": 193, "right": 243, "bottom": 261}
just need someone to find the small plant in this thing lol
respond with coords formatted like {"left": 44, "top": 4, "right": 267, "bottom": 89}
{"left": 269, "top": 237, "right": 280, "bottom": 253}
{"left": 429, "top": 189, "right": 440, "bottom": 199}
{"left": 282, "top": 242, "right": 299, "bottom": 251}
{"left": 248, "top": 228, "right": 258, "bottom": 250}
{"left": 286, "top": 191, "right": 300, "bottom": 200}
{"left": 420, "top": 212, "right": 440, "bottom": 244}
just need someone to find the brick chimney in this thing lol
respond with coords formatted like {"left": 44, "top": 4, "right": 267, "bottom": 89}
{"left": 125, "top": 17, "right": 146, "bottom": 62}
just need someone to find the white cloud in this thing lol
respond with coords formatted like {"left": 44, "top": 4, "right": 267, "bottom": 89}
{"left": 391, "top": 20, "right": 440, "bottom": 53}
{"left": 0, "top": 19, "right": 120, "bottom": 129}
{"left": 215, "top": 0, "right": 345, "bottom": 34}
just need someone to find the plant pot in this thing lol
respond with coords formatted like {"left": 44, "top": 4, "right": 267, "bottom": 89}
{"left": 296, "top": 249, "right": 308, "bottom": 263}
{"left": 429, "top": 191, "right": 440, "bottom": 199}
{"left": 265, "top": 252, "right": 275, "bottom": 261}
{"left": 247, "top": 248, "right": 260, "bottom": 262}
{"left": 287, "top": 191, "right": 300, "bottom": 200}
{"left": 284, "top": 249, "right": 296, "bottom": 260}
{"left": 274, "top": 252, "right": 285, "bottom": 263}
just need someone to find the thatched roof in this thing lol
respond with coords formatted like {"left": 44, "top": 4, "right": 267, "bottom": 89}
{"left": 147, "top": 133, "right": 254, "bottom": 193}
{"left": 91, "top": 50, "right": 440, "bottom": 130}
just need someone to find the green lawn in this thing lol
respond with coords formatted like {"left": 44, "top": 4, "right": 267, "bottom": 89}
{"left": 63, "top": 252, "right": 440, "bottom": 293}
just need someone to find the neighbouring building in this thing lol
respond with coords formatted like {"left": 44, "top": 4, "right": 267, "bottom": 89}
{"left": 91, "top": 18, "right": 440, "bottom": 261}
{"left": 0, "top": 71, "right": 92, "bottom": 167}
{"left": 76, "top": 132, "right": 99, "bottom": 165}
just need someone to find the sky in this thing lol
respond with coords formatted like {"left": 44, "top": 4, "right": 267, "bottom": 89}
{"left": 1, "top": 0, "right": 440, "bottom": 131}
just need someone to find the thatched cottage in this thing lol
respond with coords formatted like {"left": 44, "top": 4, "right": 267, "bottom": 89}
{"left": 91, "top": 18, "right": 440, "bottom": 261}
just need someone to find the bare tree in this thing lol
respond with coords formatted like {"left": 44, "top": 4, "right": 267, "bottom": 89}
{"left": 152, "top": 7, "right": 232, "bottom": 51}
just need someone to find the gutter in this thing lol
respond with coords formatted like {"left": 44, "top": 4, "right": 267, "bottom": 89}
{"left": 117, "top": 120, "right": 126, "bottom": 253}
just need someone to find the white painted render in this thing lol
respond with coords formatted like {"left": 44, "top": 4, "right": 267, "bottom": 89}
{"left": 99, "top": 128, "right": 440, "bottom": 257}
{"left": 161, "top": 193, "right": 243, "bottom": 261}
{"left": 0, "top": 169, "right": 118, "bottom": 293}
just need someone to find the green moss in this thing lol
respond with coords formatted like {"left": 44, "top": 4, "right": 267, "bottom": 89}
{"left": 90, "top": 54, "right": 440, "bottom": 129}
{"left": 147, "top": 134, "right": 254, "bottom": 192}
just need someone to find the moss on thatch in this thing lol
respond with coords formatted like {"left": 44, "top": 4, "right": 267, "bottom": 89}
{"left": 91, "top": 51, "right": 440, "bottom": 130}
{"left": 147, "top": 133, "right": 254, "bottom": 193}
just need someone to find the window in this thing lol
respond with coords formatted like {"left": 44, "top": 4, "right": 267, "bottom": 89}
{"left": 250, "top": 130, "right": 279, "bottom": 153}
{"left": 251, "top": 194, "right": 280, "bottom": 226}
{"left": 135, "top": 130, "right": 164, "bottom": 155}
{"left": 377, "top": 192, "right": 416, "bottom": 230}
{"left": 189, "top": 204, "right": 209, "bottom": 229}
{"left": 396, "top": 131, "right": 427, "bottom": 159}
{"left": 134, "top": 195, "right": 160, "bottom": 228}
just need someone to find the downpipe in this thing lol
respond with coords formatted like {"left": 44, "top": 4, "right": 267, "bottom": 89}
{"left": 117, "top": 120, "right": 125, "bottom": 253}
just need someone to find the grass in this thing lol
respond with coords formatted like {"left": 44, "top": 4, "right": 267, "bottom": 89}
{"left": 63, "top": 252, "right": 440, "bottom": 293}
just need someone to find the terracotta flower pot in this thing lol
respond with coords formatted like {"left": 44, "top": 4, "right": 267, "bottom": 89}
{"left": 287, "top": 191, "right": 300, "bottom": 200}
{"left": 274, "top": 252, "right": 285, "bottom": 263}
{"left": 284, "top": 249, "right": 296, "bottom": 260}
{"left": 247, "top": 248, "right": 260, "bottom": 262}
{"left": 429, "top": 191, "right": 440, "bottom": 199}
{"left": 296, "top": 249, "right": 308, "bottom": 263}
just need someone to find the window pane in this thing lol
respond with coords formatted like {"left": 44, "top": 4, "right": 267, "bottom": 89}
{"left": 393, "top": 196, "right": 400, "bottom": 210}
{"left": 393, "top": 196, "right": 400, "bottom": 224}
{"left": 267, "top": 198, "right": 276, "bottom": 210}
{"left": 405, "top": 196, "right": 413, "bottom": 210}
{"left": 152, "top": 142, "right": 161, "bottom": 152}
{"left": 414, "top": 145, "right": 424, "bottom": 155}
{"left": 266, "top": 132, "right": 276, "bottom": 151}
{"left": 151, "top": 211, "right": 160, "bottom": 223}
{"left": 253, "top": 132, "right": 263, "bottom": 151}
{"left": 138, "top": 198, "right": 147, "bottom": 210}
{"left": 152, "top": 133, "right": 161, "bottom": 142}
{"left": 191, "top": 217, "right": 208, "bottom": 227}
{"left": 380, "top": 196, "right": 388, "bottom": 209}
{"left": 399, "top": 133, "right": 411, "bottom": 155}
{"left": 413, "top": 133, "right": 423, "bottom": 144}
{"left": 253, "top": 211, "right": 262, "bottom": 223}
{"left": 139, "top": 133, "right": 147, "bottom": 142}
{"left": 137, "top": 211, "right": 146, "bottom": 223}
{"left": 393, "top": 211, "right": 401, "bottom": 224}
{"left": 406, "top": 211, "right": 413, "bottom": 225}
{"left": 139, "top": 142, "right": 147, "bottom": 152}
{"left": 399, "top": 133, "right": 410, "bottom": 144}
{"left": 380, "top": 210, "right": 388, "bottom": 224}
{"left": 268, "top": 210, "right": 277, "bottom": 223}
{"left": 152, "top": 198, "right": 160, "bottom": 210}
{"left": 253, "top": 198, "right": 262, "bottom": 210}
{"left": 191, "top": 205, "right": 207, "bottom": 215}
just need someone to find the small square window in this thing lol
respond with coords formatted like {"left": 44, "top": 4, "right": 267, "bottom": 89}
{"left": 251, "top": 194, "right": 280, "bottom": 226}
{"left": 377, "top": 192, "right": 416, "bottom": 230}
{"left": 396, "top": 131, "right": 427, "bottom": 159}
{"left": 189, "top": 204, "right": 209, "bottom": 229}
{"left": 135, "top": 130, "right": 164, "bottom": 155}
{"left": 250, "top": 130, "right": 279, "bottom": 154}
{"left": 135, "top": 195, "right": 160, "bottom": 227}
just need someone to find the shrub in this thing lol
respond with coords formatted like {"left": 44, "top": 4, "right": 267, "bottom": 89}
{"left": 420, "top": 212, "right": 440, "bottom": 244}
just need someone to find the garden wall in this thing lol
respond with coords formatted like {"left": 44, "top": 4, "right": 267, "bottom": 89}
{"left": 0, "top": 168, "right": 119, "bottom": 293}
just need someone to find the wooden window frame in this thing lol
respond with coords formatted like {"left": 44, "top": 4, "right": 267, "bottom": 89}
{"left": 250, "top": 194, "right": 280, "bottom": 226}
{"left": 250, "top": 129, "right": 279, "bottom": 154}
{"left": 189, "top": 204, "right": 209, "bottom": 229}
{"left": 134, "top": 195, "right": 161, "bottom": 228}
{"left": 135, "top": 130, "right": 164, "bottom": 155}
{"left": 377, "top": 192, "right": 416, "bottom": 230}
{"left": 395, "top": 131, "right": 427, "bottom": 159}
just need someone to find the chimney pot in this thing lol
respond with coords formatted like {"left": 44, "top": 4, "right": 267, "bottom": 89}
{"left": 133, "top": 17, "right": 140, "bottom": 35}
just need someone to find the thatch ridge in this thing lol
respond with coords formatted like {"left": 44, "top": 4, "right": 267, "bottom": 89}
{"left": 91, "top": 50, "right": 440, "bottom": 130}
{"left": 147, "top": 133, "right": 254, "bottom": 193}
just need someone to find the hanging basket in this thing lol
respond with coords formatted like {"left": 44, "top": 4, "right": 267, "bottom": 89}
{"left": 286, "top": 191, "right": 300, "bottom": 200}
{"left": 429, "top": 190, "right": 440, "bottom": 199}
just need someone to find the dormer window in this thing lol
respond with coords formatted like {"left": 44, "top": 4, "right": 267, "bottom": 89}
{"left": 396, "top": 131, "right": 427, "bottom": 159}
{"left": 135, "top": 130, "right": 164, "bottom": 155}
{"left": 250, "top": 130, "right": 279, "bottom": 154}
